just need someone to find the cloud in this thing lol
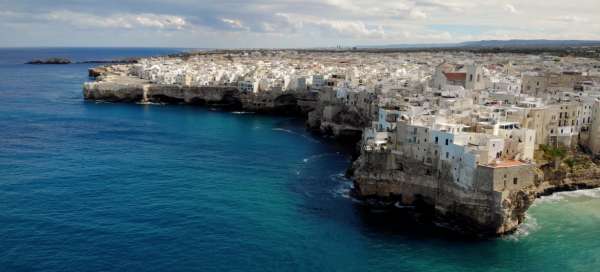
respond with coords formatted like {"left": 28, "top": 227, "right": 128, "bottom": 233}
{"left": 314, "top": 20, "right": 385, "bottom": 38}
{"left": 220, "top": 18, "right": 247, "bottom": 30}
{"left": 135, "top": 14, "right": 186, "bottom": 29}
{"left": 30, "top": 10, "right": 188, "bottom": 30}
{"left": 550, "top": 15, "right": 589, "bottom": 23}
{"left": 419, "top": 0, "right": 469, "bottom": 12}
{"left": 275, "top": 13, "right": 385, "bottom": 39}
{"left": 503, "top": 4, "right": 518, "bottom": 14}
{"left": 1, "top": 0, "right": 600, "bottom": 47}
{"left": 409, "top": 9, "right": 428, "bottom": 20}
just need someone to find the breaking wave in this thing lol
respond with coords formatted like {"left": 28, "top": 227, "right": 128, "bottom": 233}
{"left": 272, "top": 128, "right": 320, "bottom": 143}
{"left": 136, "top": 101, "right": 164, "bottom": 105}
{"left": 232, "top": 111, "right": 254, "bottom": 115}
{"left": 302, "top": 153, "right": 339, "bottom": 163}
{"left": 330, "top": 172, "right": 353, "bottom": 199}
{"left": 503, "top": 214, "right": 539, "bottom": 241}
{"left": 533, "top": 188, "right": 600, "bottom": 206}
{"left": 272, "top": 128, "right": 295, "bottom": 134}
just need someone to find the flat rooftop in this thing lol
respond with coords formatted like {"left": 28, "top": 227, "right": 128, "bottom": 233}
{"left": 484, "top": 160, "right": 526, "bottom": 168}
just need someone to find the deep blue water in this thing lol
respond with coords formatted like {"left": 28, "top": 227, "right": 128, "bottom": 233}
{"left": 1, "top": 48, "right": 599, "bottom": 272}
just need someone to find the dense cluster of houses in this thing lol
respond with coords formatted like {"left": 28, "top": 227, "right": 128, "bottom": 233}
{"left": 124, "top": 50, "right": 600, "bottom": 189}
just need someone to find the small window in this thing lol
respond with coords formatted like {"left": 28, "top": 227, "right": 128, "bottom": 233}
{"left": 513, "top": 178, "right": 518, "bottom": 185}
{"left": 445, "top": 139, "right": 449, "bottom": 145}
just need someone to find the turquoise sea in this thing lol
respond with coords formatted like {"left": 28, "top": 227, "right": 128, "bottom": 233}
{"left": 0, "top": 48, "right": 599, "bottom": 271}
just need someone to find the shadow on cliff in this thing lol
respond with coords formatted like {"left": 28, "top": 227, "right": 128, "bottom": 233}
{"left": 350, "top": 205, "right": 494, "bottom": 242}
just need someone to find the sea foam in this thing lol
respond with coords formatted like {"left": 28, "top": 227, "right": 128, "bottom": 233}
{"left": 503, "top": 213, "right": 540, "bottom": 241}
{"left": 534, "top": 187, "right": 600, "bottom": 206}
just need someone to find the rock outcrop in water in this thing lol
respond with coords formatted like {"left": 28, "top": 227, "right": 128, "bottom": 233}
{"left": 26, "top": 58, "right": 71, "bottom": 64}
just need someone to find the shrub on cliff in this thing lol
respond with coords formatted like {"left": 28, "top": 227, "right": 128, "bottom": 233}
{"left": 540, "top": 144, "right": 567, "bottom": 170}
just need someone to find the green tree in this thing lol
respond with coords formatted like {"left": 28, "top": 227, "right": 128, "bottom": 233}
{"left": 540, "top": 144, "right": 567, "bottom": 170}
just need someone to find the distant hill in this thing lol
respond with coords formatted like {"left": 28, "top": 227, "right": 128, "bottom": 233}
{"left": 459, "top": 40, "right": 600, "bottom": 48}
{"left": 357, "top": 39, "right": 600, "bottom": 49}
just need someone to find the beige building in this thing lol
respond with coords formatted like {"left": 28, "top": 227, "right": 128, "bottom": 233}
{"left": 522, "top": 72, "right": 584, "bottom": 96}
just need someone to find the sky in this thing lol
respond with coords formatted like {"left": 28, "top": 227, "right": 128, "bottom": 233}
{"left": 1, "top": 0, "right": 599, "bottom": 48}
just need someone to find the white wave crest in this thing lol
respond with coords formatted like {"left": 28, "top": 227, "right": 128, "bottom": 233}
{"left": 272, "top": 128, "right": 321, "bottom": 143}
{"left": 534, "top": 188, "right": 600, "bottom": 206}
{"left": 330, "top": 172, "right": 353, "bottom": 199}
{"left": 302, "top": 153, "right": 336, "bottom": 163}
{"left": 136, "top": 101, "right": 163, "bottom": 105}
{"left": 504, "top": 213, "right": 540, "bottom": 241}
{"left": 272, "top": 128, "right": 295, "bottom": 134}
{"left": 232, "top": 111, "right": 254, "bottom": 115}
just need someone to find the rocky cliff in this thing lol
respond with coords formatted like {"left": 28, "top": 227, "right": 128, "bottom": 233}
{"left": 350, "top": 149, "right": 600, "bottom": 236}
{"left": 307, "top": 104, "right": 369, "bottom": 143}
{"left": 83, "top": 70, "right": 600, "bottom": 238}
{"left": 84, "top": 74, "right": 367, "bottom": 141}
{"left": 83, "top": 75, "right": 319, "bottom": 114}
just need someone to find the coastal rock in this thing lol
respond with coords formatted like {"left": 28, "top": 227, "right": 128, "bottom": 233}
{"left": 82, "top": 74, "right": 320, "bottom": 115}
{"left": 350, "top": 148, "right": 600, "bottom": 236}
{"left": 83, "top": 77, "right": 145, "bottom": 102}
{"left": 308, "top": 104, "right": 368, "bottom": 142}
{"left": 89, "top": 67, "right": 108, "bottom": 78}
{"left": 26, "top": 58, "right": 71, "bottom": 64}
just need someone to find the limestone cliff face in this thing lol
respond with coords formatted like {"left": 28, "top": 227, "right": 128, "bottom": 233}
{"left": 307, "top": 104, "right": 369, "bottom": 142}
{"left": 83, "top": 81, "right": 144, "bottom": 102}
{"left": 351, "top": 149, "right": 600, "bottom": 236}
{"left": 146, "top": 85, "right": 241, "bottom": 107}
{"left": 350, "top": 151, "right": 516, "bottom": 236}
{"left": 83, "top": 76, "right": 319, "bottom": 116}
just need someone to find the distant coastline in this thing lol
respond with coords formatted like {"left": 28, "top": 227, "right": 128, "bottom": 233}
{"left": 26, "top": 57, "right": 139, "bottom": 65}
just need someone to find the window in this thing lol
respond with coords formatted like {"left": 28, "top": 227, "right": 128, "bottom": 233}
{"left": 445, "top": 139, "right": 449, "bottom": 145}
{"left": 513, "top": 178, "right": 518, "bottom": 185}
{"left": 446, "top": 152, "right": 449, "bottom": 159}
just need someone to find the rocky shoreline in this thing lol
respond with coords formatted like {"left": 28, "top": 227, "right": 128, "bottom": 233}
{"left": 26, "top": 58, "right": 138, "bottom": 65}
{"left": 83, "top": 74, "right": 365, "bottom": 142}
{"left": 348, "top": 147, "right": 600, "bottom": 237}
{"left": 83, "top": 71, "right": 600, "bottom": 238}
